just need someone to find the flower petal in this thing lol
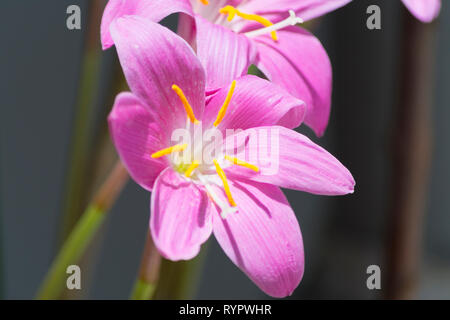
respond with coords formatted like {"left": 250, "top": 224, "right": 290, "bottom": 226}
{"left": 150, "top": 168, "right": 212, "bottom": 260}
{"left": 108, "top": 92, "right": 168, "bottom": 191}
{"left": 255, "top": 27, "right": 332, "bottom": 136}
{"left": 401, "top": 0, "right": 441, "bottom": 23}
{"left": 110, "top": 16, "right": 205, "bottom": 131}
{"left": 212, "top": 179, "right": 304, "bottom": 298}
{"left": 224, "top": 126, "right": 355, "bottom": 195}
{"left": 238, "top": 0, "right": 352, "bottom": 24}
{"left": 202, "top": 75, "right": 305, "bottom": 131}
{"left": 195, "top": 16, "right": 257, "bottom": 94}
{"left": 101, "top": 0, "right": 193, "bottom": 50}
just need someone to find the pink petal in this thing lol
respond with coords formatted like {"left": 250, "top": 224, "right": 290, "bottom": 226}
{"left": 401, "top": 0, "right": 441, "bottom": 23}
{"left": 202, "top": 75, "right": 306, "bottom": 131}
{"left": 195, "top": 16, "right": 257, "bottom": 94}
{"left": 110, "top": 16, "right": 205, "bottom": 131}
{"left": 192, "top": 1, "right": 244, "bottom": 23}
{"left": 224, "top": 126, "right": 355, "bottom": 195}
{"left": 238, "top": 0, "right": 352, "bottom": 24}
{"left": 177, "top": 13, "right": 196, "bottom": 48}
{"left": 255, "top": 27, "right": 332, "bottom": 136}
{"left": 150, "top": 168, "right": 213, "bottom": 260}
{"left": 108, "top": 92, "right": 168, "bottom": 191}
{"left": 212, "top": 180, "right": 304, "bottom": 298}
{"left": 101, "top": 0, "right": 193, "bottom": 50}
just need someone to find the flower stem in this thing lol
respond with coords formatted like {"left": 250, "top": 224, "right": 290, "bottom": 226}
{"left": 130, "top": 233, "right": 161, "bottom": 300}
{"left": 385, "top": 11, "right": 436, "bottom": 299}
{"left": 36, "top": 161, "right": 129, "bottom": 299}
{"left": 60, "top": 1, "right": 104, "bottom": 241}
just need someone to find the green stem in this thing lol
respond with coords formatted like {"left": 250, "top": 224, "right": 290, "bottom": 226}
{"left": 60, "top": 1, "right": 108, "bottom": 242}
{"left": 153, "top": 244, "right": 208, "bottom": 299}
{"left": 60, "top": 50, "right": 101, "bottom": 239}
{"left": 131, "top": 280, "right": 156, "bottom": 300}
{"left": 36, "top": 161, "right": 128, "bottom": 300}
{"left": 129, "top": 233, "right": 161, "bottom": 300}
{"left": 37, "top": 205, "right": 105, "bottom": 299}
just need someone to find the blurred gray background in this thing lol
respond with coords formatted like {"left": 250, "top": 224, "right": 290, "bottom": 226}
{"left": 1, "top": 0, "right": 449, "bottom": 299}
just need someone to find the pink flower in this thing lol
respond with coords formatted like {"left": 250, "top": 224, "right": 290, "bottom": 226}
{"left": 101, "top": 0, "right": 352, "bottom": 136}
{"left": 108, "top": 16, "right": 355, "bottom": 297}
{"left": 401, "top": 0, "right": 441, "bottom": 23}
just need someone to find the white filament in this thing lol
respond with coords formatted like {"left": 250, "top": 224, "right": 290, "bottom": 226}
{"left": 244, "top": 10, "right": 303, "bottom": 38}
{"left": 196, "top": 172, "right": 237, "bottom": 219}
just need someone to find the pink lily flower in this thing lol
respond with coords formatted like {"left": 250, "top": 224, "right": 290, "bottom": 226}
{"left": 108, "top": 16, "right": 355, "bottom": 297}
{"left": 401, "top": 0, "right": 441, "bottom": 23}
{"left": 101, "top": 0, "right": 352, "bottom": 137}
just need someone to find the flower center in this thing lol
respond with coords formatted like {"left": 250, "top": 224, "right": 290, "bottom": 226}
{"left": 150, "top": 81, "right": 259, "bottom": 218}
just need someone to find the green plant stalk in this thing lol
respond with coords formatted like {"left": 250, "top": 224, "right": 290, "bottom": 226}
{"left": 129, "top": 233, "right": 161, "bottom": 300}
{"left": 153, "top": 243, "right": 208, "bottom": 299}
{"left": 60, "top": 50, "right": 101, "bottom": 240}
{"left": 37, "top": 161, "right": 128, "bottom": 299}
{"left": 131, "top": 279, "right": 156, "bottom": 300}
{"left": 37, "top": 205, "right": 105, "bottom": 299}
{"left": 60, "top": 1, "right": 108, "bottom": 241}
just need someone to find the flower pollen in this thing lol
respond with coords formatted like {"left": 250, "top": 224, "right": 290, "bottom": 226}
{"left": 213, "top": 159, "right": 236, "bottom": 207}
{"left": 184, "top": 160, "right": 200, "bottom": 178}
{"left": 219, "top": 5, "right": 278, "bottom": 41}
{"left": 172, "top": 84, "right": 200, "bottom": 124}
{"left": 151, "top": 144, "right": 188, "bottom": 158}
{"left": 224, "top": 155, "right": 259, "bottom": 172}
{"left": 214, "top": 80, "right": 236, "bottom": 127}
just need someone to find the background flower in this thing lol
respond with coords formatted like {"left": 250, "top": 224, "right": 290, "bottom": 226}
{"left": 101, "top": 0, "right": 352, "bottom": 137}
{"left": 401, "top": 0, "right": 441, "bottom": 22}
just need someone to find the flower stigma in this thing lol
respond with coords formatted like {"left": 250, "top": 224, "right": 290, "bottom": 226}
{"left": 244, "top": 10, "right": 304, "bottom": 40}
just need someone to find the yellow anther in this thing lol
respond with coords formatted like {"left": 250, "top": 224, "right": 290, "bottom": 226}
{"left": 224, "top": 155, "right": 259, "bottom": 172}
{"left": 199, "top": 0, "right": 209, "bottom": 5}
{"left": 213, "top": 159, "right": 236, "bottom": 207}
{"left": 213, "top": 80, "right": 236, "bottom": 127}
{"left": 184, "top": 161, "right": 200, "bottom": 177}
{"left": 151, "top": 144, "right": 188, "bottom": 158}
{"left": 219, "top": 6, "right": 278, "bottom": 41}
{"left": 172, "top": 84, "right": 200, "bottom": 124}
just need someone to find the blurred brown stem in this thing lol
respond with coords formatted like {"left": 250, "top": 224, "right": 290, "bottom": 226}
{"left": 130, "top": 232, "right": 162, "bottom": 300}
{"left": 37, "top": 161, "right": 129, "bottom": 299}
{"left": 385, "top": 12, "right": 437, "bottom": 299}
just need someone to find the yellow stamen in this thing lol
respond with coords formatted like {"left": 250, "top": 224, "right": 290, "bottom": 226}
{"left": 172, "top": 84, "right": 200, "bottom": 124}
{"left": 213, "top": 80, "right": 236, "bottom": 127}
{"left": 151, "top": 144, "right": 188, "bottom": 158}
{"left": 213, "top": 159, "right": 236, "bottom": 207}
{"left": 199, "top": 0, "right": 209, "bottom": 5}
{"left": 184, "top": 161, "right": 200, "bottom": 177}
{"left": 224, "top": 155, "right": 259, "bottom": 172}
{"left": 219, "top": 6, "right": 278, "bottom": 41}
